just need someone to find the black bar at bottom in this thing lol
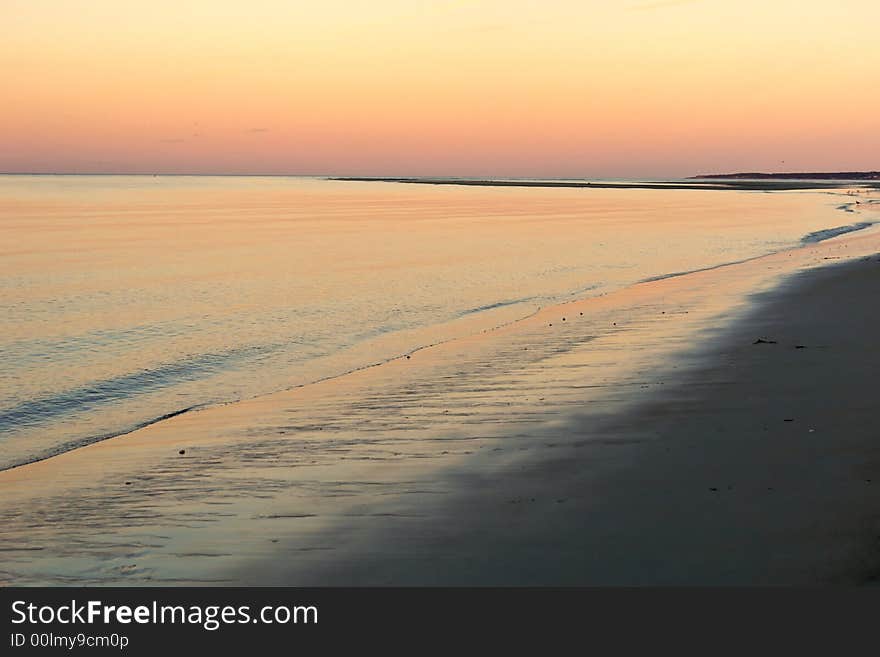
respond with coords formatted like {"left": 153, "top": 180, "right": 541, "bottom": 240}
{"left": 2, "top": 587, "right": 877, "bottom": 653}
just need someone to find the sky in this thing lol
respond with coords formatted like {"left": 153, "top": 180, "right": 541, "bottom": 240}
{"left": 2, "top": 0, "right": 878, "bottom": 177}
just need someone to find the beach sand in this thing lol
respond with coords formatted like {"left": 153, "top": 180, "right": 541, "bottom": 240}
{"left": 1, "top": 222, "right": 879, "bottom": 585}
{"left": 274, "top": 252, "right": 880, "bottom": 585}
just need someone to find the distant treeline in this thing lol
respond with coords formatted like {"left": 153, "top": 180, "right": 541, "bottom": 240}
{"left": 692, "top": 172, "right": 880, "bottom": 180}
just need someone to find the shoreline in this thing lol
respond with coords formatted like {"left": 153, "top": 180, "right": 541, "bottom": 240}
{"left": 2, "top": 199, "right": 876, "bottom": 475}
{"left": 0, "top": 192, "right": 880, "bottom": 473}
{"left": 1, "top": 225, "right": 880, "bottom": 585}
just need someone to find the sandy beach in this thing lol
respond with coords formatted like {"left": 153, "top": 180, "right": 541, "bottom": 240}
{"left": 2, "top": 205, "right": 879, "bottom": 585}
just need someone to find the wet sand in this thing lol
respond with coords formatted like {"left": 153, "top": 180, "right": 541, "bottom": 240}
{"left": 1, "top": 224, "right": 879, "bottom": 585}
{"left": 271, "top": 252, "right": 880, "bottom": 585}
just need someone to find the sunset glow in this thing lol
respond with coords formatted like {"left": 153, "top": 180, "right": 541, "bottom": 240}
{"left": 3, "top": 0, "right": 879, "bottom": 177}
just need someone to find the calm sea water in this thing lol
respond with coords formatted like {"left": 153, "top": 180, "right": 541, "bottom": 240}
{"left": 0, "top": 175, "right": 865, "bottom": 469}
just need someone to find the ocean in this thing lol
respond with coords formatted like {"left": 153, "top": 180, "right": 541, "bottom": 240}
{"left": 0, "top": 174, "right": 869, "bottom": 470}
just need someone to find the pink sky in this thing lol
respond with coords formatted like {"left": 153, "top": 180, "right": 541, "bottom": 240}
{"left": 3, "top": 1, "right": 878, "bottom": 177}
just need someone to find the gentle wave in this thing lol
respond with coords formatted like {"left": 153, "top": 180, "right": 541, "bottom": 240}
{"left": 800, "top": 221, "right": 874, "bottom": 244}
{"left": 458, "top": 297, "right": 539, "bottom": 317}
{"left": 638, "top": 220, "right": 877, "bottom": 285}
{"left": 0, "top": 342, "right": 282, "bottom": 434}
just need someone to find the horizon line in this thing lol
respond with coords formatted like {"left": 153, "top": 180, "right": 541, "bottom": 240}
{"left": 0, "top": 172, "right": 687, "bottom": 180}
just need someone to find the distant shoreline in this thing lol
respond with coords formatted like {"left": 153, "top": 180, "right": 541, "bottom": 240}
{"left": 691, "top": 171, "right": 880, "bottom": 180}
{"left": 3, "top": 171, "right": 878, "bottom": 185}
{"left": 333, "top": 177, "right": 880, "bottom": 191}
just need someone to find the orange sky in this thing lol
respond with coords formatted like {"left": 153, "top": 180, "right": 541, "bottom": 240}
{"left": 2, "top": 0, "right": 878, "bottom": 177}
